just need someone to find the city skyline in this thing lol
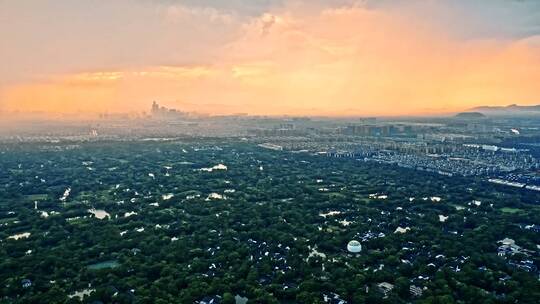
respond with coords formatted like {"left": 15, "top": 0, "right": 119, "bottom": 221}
{"left": 1, "top": 0, "right": 540, "bottom": 117}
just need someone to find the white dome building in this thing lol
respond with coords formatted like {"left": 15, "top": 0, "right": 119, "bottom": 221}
{"left": 347, "top": 240, "right": 362, "bottom": 253}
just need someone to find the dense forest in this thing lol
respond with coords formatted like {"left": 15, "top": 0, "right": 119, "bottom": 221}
{"left": 0, "top": 140, "right": 539, "bottom": 303}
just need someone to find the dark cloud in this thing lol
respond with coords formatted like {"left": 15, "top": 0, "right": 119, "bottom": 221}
{"left": 260, "top": 14, "right": 276, "bottom": 36}
{"left": 142, "top": 0, "right": 284, "bottom": 16}
{"left": 362, "top": 0, "right": 540, "bottom": 40}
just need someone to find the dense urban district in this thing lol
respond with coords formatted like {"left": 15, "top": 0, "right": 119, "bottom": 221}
{"left": 1, "top": 139, "right": 539, "bottom": 303}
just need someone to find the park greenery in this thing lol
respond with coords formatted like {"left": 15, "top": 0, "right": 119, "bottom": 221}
{"left": 0, "top": 140, "right": 539, "bottom": 303}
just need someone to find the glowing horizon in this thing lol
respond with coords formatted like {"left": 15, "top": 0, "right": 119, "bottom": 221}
{"left": 1, "top": 1, "right": 539, "bottom": 117}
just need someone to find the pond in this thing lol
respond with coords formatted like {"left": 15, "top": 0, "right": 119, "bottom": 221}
{"left": 87, "top": 260, "right": 120, "bottom": 270}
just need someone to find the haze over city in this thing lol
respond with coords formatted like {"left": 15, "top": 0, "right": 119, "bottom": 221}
{"left": 1, "top": 0, "right": 540, "bottom": 117}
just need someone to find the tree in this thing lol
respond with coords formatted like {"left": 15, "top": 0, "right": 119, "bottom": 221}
{"left": 222, "top": 292, "right": 235, "bottom": 304}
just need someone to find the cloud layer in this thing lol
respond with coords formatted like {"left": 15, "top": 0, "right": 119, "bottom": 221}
{"left": 1, "top": 0, "right": 539, "bottom": 116}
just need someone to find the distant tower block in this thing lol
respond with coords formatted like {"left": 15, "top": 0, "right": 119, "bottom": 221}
{"left": 152, "top": 101, "right": 159, "bottom": 113}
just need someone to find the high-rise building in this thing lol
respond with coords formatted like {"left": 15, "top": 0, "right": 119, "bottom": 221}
{"left": 150, "top": 101, "right": 187, "bottom": 119}
{"left": 151, "top": 101, "right": 160, "bottom": 114}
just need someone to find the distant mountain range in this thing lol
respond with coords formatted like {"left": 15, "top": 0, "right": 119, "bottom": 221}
{"left": 469, "top": 104, "right": 540, "bottom": 116}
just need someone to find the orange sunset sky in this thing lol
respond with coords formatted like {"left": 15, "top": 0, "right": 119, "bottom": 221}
{"left": 1, "top": 0, "right": 539, "bottom": 117}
